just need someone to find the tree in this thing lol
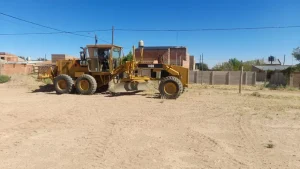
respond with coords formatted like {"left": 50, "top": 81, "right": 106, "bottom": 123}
{"left": 196, "top": 63, "right": 209, "bottom": 70}
{"left": 122, "top": 51, "right": 133, "bottom": 64}
{"left": 292, "top": 47, "right": 300, "bottom": 62}
{"left": 228, "top": 58, "right": 242, "bottom": 71}
{"left": 212, "top": 58, "right": 264, "bottom": 71}
{"left": 212, "top": 62, "right": 233, "bottom": 71}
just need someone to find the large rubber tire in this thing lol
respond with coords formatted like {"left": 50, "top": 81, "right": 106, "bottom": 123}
{"left": 159, "top": 76, "right": 183, "bottom": 99}
{"left": 53, "top": 74, "right": 74, "bottom": 94}
{"left": 75, "top": 74, "right": 97, "bottom": 95}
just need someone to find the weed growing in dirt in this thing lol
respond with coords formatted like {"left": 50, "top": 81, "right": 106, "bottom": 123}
{"left": 266, "top": 143, "right": 274, "bottom": 149}
{"left": 251, "top": 92, "right": 261, "bottom": 97}
{"left": 0, "top": 75, "right": 10, "bottom": 83}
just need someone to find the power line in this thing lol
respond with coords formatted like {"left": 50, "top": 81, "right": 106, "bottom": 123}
{"left": 0, "top": 29, "right": 111, "bottom": 35}
{"left": 115, "top": 25, "right": 300, "bottom": 32}
{"left": 0, "top": 12, "right": 94, "bottom": 38}
{"left": 2, "top": 25, "right": 300, "bottom": 36}
{"left": 0, "top": 12, "right": 111, "bottom": 43}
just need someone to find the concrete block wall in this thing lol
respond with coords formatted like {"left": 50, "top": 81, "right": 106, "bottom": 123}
{"left": 289, "top": 72, "right": 300, "bottom": 88}
{"left": 214, "top": 71, "right": 227, "bottom": 85}
{"left": 189, "top": 70, "right": 256, "bottom": 85}
{"left": 229, "top": 71, "right": 241, "bottom": 84}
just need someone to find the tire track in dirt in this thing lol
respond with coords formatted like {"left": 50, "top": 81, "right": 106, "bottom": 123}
{"left": 0, "top": 117, "right": 69, "bottom": 149}
{"left": 79, "top": 120, "right": 116, "bottom": 169}
{"left": 119, "top": 148, "right": 164, "bottom": 169}
{"left": 184, "top": 129, "right": 247, "bottom": 168}
{"left": 236, "top": 113, "right": 264, "bottom": 168}
{"left": 106, "top": 118, "right": 168, "bottom": 169}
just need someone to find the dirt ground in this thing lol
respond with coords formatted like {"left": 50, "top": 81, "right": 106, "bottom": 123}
{"left": 0, "top": 75, "right": 300, "bottom": 169}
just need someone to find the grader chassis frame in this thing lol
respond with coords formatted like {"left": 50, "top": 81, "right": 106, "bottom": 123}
{"left": 41, "top": 43, "right": 189, "bottom": 99}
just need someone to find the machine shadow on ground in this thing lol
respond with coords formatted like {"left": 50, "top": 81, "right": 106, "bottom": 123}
{"left": 31, "top": 84, "right": 55, "bottom": 93}
{"left": 30, "top": 84, "right": 162, "bottom": 99}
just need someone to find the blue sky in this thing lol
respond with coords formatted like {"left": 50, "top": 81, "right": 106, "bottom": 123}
{"left": 1, "top": 0, "right": 300, "bottom": 68}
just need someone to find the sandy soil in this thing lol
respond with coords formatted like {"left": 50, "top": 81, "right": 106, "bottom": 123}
{"left": 0, "top": 75, "right": 300, "bottom": 169}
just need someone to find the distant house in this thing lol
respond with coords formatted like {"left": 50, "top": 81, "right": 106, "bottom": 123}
{"left": 0, "top": 52, "right": 19, "bottom": 62}
{"left": 51, "top": 54, "right": 78, "bottom": 64}
{"left": 252, "top": 65, "right": 292, "bottom": 72}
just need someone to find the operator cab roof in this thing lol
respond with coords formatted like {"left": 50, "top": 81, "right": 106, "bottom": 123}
{"left": 86, "top": 44, "right": 122, "bottom": 49}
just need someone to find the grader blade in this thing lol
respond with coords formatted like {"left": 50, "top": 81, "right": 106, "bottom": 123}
{"left": 108, "top": 80, "right": 156, "bottom": 93}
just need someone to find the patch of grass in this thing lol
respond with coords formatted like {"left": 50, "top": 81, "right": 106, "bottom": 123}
{"left": 285, "top": 86, "right": 299, "bottom": 91}
{"left": 0, "top": 75, "right": 11, "bottom": 83}
{"left": 251, "top": 92, "right": 261, "bottom": 97}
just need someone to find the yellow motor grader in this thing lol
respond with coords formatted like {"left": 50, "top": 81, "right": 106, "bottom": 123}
{"left": 40, "top": 41, "right": 189, "bottom": 99}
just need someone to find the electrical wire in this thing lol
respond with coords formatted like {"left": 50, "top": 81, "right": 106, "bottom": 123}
{"left": 2, "top": 25, "right": 300, "bottom": 36}
{"left": 0, "top": 12, "right": 93, "bottom": 38}
{"left": 115, "top": 26, "right": 300, "bottom": 32}
{"left": 0, "top": 12, "right": 111, "bottom": 43}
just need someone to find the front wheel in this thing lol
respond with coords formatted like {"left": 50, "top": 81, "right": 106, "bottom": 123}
{"left": 53, "top": 74, "right": 74, "bottom": 94}
{"left": 75, "top": 74, "right": 97, "bottom": 95}
{"left": 159, "top": 76, "right": 183, "bottom": 99}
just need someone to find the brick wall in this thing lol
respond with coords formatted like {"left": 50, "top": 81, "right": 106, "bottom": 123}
{"left": 134, "top": 48, "right": 189, "bottom": 69}
{"left": 52, "top": 54, "right": 77, "bottom": 63}
{"left": 1, "top": 64, "right": 33, "bottom": 75}
{"left": 189, "top": 56, "right": 195, "bottom": 70}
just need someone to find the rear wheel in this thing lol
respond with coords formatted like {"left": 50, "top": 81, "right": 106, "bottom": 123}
{"left": 159, "top": 76, "right": 183, "bottom": 99}
{"left": 53, "top": 74, "right": 74, "bottom": 94}
{"left": 75, "top": 74, "right": 97, "bottom": 95}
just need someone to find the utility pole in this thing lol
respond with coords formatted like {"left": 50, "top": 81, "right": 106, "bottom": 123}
{"left": 176, "top": 32, "right": 178, "bottom": 65}
{"left": 201, "top": 53, "right": 204, "bottom": 71}
{"left": 283, "top": 54, "right": 285, "bottom": 65}
{"left": 199, "top": 54, "right": 202, "bottom": 70}
{"left": 112, "top": 26, "right": 114, "bottom": 45}
{"left": 175, "top": 48, "right": 177, "bottom": 65}
{"left": 201, "top": 53, "right": 203, "bottom": 85}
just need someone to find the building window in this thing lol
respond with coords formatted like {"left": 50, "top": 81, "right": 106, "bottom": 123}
{"left": 0, "top": 57, "right": 4, "bottom": 60}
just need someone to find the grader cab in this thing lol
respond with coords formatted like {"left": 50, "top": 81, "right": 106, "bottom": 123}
{"left": 42, "top": 41, "right": 189, "bottom": 99}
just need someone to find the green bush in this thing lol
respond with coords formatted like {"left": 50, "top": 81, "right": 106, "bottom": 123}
{"left": 0, "top": 75, "right": 11, "bottom": 83}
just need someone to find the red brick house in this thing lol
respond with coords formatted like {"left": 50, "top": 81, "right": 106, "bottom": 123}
{"left": 0, "top": 52, "right": 33, "bottom": 75}
{"left": 0, "top": 52, "right": 19, "bottom": 62}
{"left": 134, "top": 46, "right": 191, "bottom": 69}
